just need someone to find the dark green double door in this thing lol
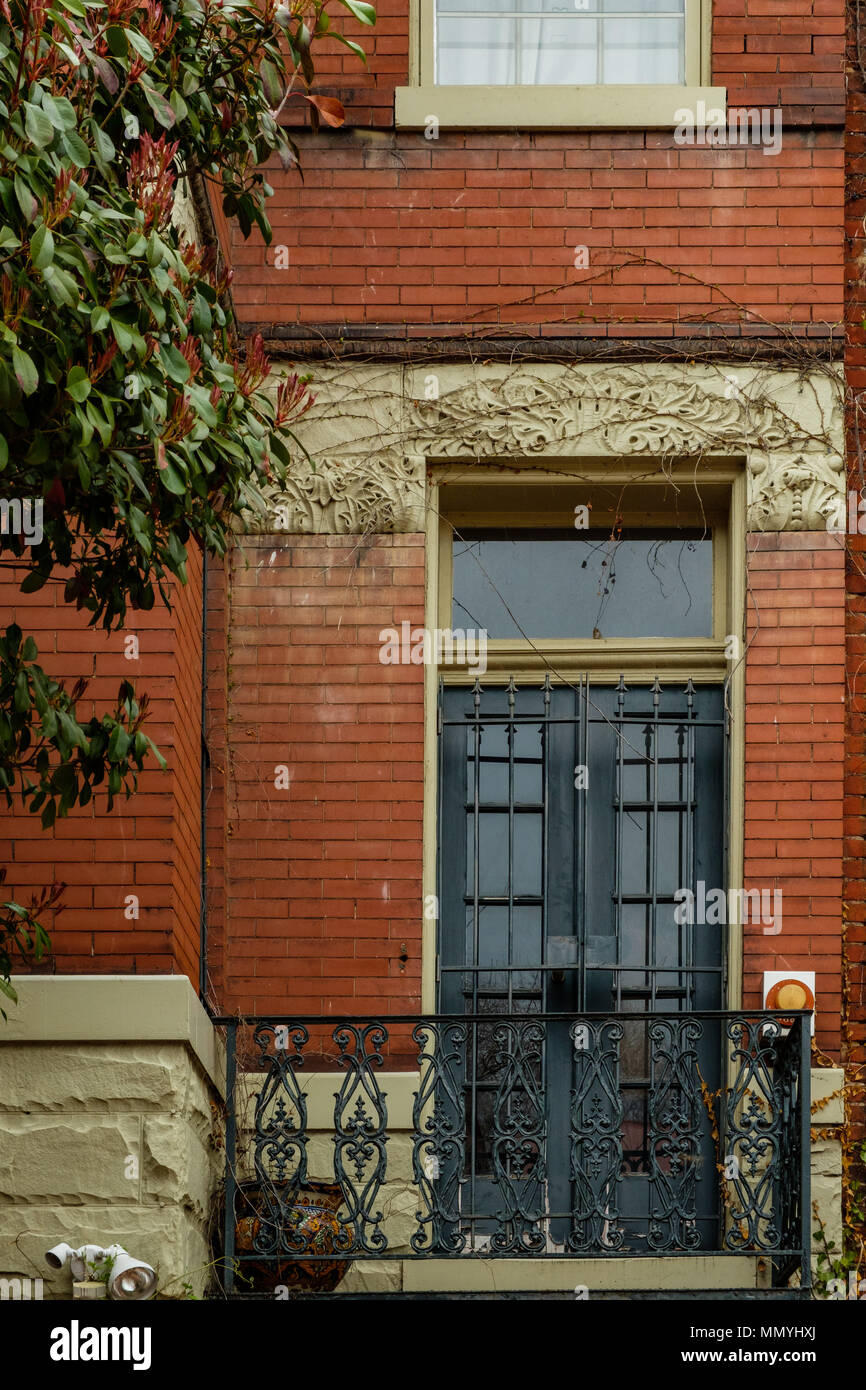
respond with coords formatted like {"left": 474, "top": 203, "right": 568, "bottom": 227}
{"left": 437, "top": 679, "right": 726, "bottom": 1252}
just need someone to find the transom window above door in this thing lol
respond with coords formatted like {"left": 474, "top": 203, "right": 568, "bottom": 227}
{"left": 452, "top": 528, "right": 714, "bottom": 640}
{"left": 434, "top": 0, "right": 688, "bottom": 86}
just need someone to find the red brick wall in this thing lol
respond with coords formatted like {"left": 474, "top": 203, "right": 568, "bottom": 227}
{"left": 744, "top": 531, "right": 845, "bottom": 1056}
{"left": 0, "top": 551, "right": 203, "bottom": 980}
{"left": 226, "top": 0, "right": 844, "bottom": 330}
{"left": 205, "top": 534, "right": 424, "bottom": 1017}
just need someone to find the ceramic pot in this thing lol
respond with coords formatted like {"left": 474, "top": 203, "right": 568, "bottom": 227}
{"left": 233, "top": 1180, "right": 350, "bottom": 1293}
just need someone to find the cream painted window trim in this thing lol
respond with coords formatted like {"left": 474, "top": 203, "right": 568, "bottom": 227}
{"left": 421, "top": 462, "right": 747, "bottom": 1010}
{"left": 400, "top": 0, "right": 718, "bottom": 129}
{"left": 395, "top": 84, "right": 727, "bottom": 132}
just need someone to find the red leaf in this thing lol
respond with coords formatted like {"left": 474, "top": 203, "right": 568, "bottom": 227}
{"left": 45, "top": 477, "right": 65, "bottom": 511}
{"left": 300, "top": 94, "right": 345, "bottom": 128}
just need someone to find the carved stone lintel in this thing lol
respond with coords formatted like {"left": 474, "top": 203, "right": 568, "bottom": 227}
{"left": 246, "top": 363, "right": 843, "bottom": 535}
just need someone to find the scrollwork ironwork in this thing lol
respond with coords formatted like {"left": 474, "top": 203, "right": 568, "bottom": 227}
{"left": 569, "top": 1020, "right": 625, "bottom": 1252}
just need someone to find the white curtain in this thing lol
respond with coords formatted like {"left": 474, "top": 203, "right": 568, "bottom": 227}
{"left": 437, "top": 2, "right": 684, "bottom": 86}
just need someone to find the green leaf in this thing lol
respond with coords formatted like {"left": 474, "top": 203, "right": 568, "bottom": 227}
{"left": 105, "top": 24, "right": 128, "bottom": 56}
{"left": 67, "top": 365, "right": 91, "bottom": 402}
{"left": 90, "top": 306, "right": 110, "bottom": 332}
{"left": 108, "top": 724, "right": 130, "bottom": 760}
{"left": 259, "top": 58, "right": 283, "bottom": 107}
{"left": 19, "top": 570, "right": 47, "bottom": 593}
{"left": 159, "top": 341, "right": 191, "bottom": 384}
{"left": 42, "top": 264, "right": 78, "bottom": 307}
{"left": 191, "top": 293, "right": 212, "bottom": 335}
{"left": 30, "top": 223, "right": 54, "bottom": 269}
{"left": 124, "top": 27, "right": 154, "bottom": 61}
{"left": 336, "top": 0, "right": 376, "bottom": 24}
{"left": 110, "top": 317, "right": 133, "bottom": 352}
{"left": 330, "top": 31, "right": 367, "bottom": 62}
{"left": 168, "top": 89, "right": 188, "bottom": 121}
{"left": 62, "top": 131, "right": 91, "bottom": 168}
{"left": 40, "top": 91, "right": 77, "bottom": 130}
{"left": 14, "top": 174, "right": 38, "bottom": 224}
{"left": 57, "top": 710, "right": 87, "bottom": 750}
{"left": 92, "top": 124, "right": 115, "bottom": 164}
{"left": 13, "top": 671, "right": 30, "bottom": 713}
{"left": 127, "top": 505, "right": 152, "bottom": 555}
{"left": 85, "top": 399, "right": 113, "bottom": 446}
{"left": 124, "top": 457, "right": 151, "bottom": 500}
{"left": 0, "top": 434, "right": 7, "bottom": 470}
{"left": 52, "top": 40, "right": 81, "bottom": 67}
{"left": 159, "top": 459, "right": 187, "bottom": 495}
{"left": 12, "top": 346, "right": 38, "bottom": 395}
{"left": 24, "top": 101, "right": 55, "bottom": 148}
{"left": 141, "top": 82, "right": 177, "bottom": 129}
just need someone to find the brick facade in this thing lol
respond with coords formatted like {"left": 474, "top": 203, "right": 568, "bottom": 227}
{"left": 745, "top": 532, "right": 845, "bottom": 1056}
{"left": 228, "top": 0, "right": 844, "bottom": 331}
{"left": 203, "top": 535, "right": 425, "bottom": 1017}
{"left": 0, "top": 552, "right": 203, "bottom": 979}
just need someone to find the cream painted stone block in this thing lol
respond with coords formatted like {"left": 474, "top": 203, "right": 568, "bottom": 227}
{"left": 336, "top": 1260, "right": 403, "bottom": 1294}
{"left": 402, "top": 1254, "right": 760, "bottom": 1293}
{"left": 811, "top": 1067, "right": 845, "bottom": 1126}
{"left": 0, "top": 1045, "right": 193, "bottom": 1115}
{"left": 0, "top": 1115, "right": 142, "bottom": 1204}
{"left": 4, "top": 975, "right": 224, "bottom": 1094}
{"left": 377, "top": 1182, "right": 421, "bottom": 1253}
{"left": 141, "top": 1117, "right": 218, "bottom": 1219}
{"left": 810, "top": 1138, "right": 843, "bottom": 1257}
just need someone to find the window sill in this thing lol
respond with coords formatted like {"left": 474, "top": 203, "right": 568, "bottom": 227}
{"left": 394, "top": 84, "right": 726, "bottom": 131}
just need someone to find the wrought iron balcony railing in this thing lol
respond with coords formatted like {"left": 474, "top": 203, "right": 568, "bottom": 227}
{"left": 216, "top": 1011, "right": 811, "bottom": 1294}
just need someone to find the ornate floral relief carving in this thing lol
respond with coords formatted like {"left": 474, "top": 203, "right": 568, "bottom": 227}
{"left": 748, "top": 451, "right": 846, "bottom": 531}
{"left": 404, "top": 369, "right": 800, "bottom": 459}
{"left": 245, "top": 364, "right": 843, "bottom": 534}
{"left": 257, "top": 454, "right": 425, "bottom": 536}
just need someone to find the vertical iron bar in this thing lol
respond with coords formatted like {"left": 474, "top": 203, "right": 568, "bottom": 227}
{"left": 722, "top": 672, "right": 731, "bottom": 1006}
{"left": 579, "top": 675, "right": 588, "bottom": 1012}
{"left": 800, "top": 1015, "right": 812, "bottom": 1293}
{"left": 507, "top": 675, "right": 516, "bottom": 1014}
{"left": 471, "top": 679, "right": 482, "bottom": 1243}
{"left": 436, "top": 676, "right": 444, "bottom": 1001}
{"left": 650, "top": 676, "right": 661, "bottom": 1011}
{"left": 542, "top": 674, "right": 551, "bottom": 1014}
{"left": 615, "top": 677, "right": 626, "bottom": 1013}
{"left": 223, "top": 1021, "right": 237, "bottom": 1296}
{"left": 685, "top": 678, "right": 696, "bottom": 1011}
